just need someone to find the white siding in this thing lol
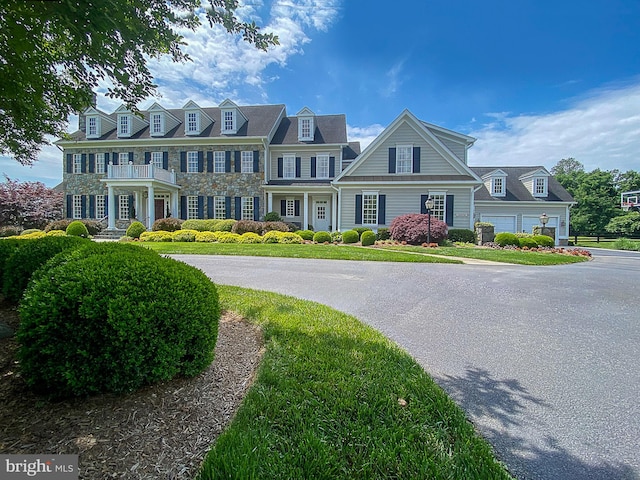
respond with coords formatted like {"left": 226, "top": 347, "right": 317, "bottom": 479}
{"left": 433, "top": 134, "right": 466, "bottom": 163}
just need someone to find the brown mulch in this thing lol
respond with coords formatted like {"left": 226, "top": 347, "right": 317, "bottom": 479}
{"left": 0, "top": 304, "right": 264, "bottom": 479}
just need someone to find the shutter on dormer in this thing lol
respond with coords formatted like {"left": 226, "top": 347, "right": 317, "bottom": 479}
{"left": 277, "top": 158, "right": 283, "bottom": 178}
{"left": 378, "top": 195, "right": 386, "bottom": 225}
{"left": 225, "top": 151, "right": 231, "bottom": 173}
{"left": 234, "top": 151, "right": 241, "bottom": 172}
{"left": 295, "top": 157, "right": 301, "bottom": 178}
{"left": 388, "top": 148, "right": 396, "bottom": 173}
{"left": 446, "top": 195, "right": 454, "bottom": 226}
{"left": 413, "top": 147, "right": 421, "bottom": 173}
{"left": 180, "top": 152, "right": 186, "bottom": 172}
{"left": 355, "top": 194, "right": 363, "bottom": 224}
{"left": 198, "top": 151, "right": 204, "bottom": 173}
{"left": 88, "top": 154, "right": 95, "bottom": 173}
{"left": 162, "top": 152, "right": 168, "bottom": 170}
{"left": 253, "top": 151, "right": 260, "bottom": 173}
{"left": 311, "top": 157, "right": 316, "bottom": 178}
{"left": 66, "top": 154, "right": 73, "bottom": 173}
{"left": 329, "top": 157, "right": 335, "bottom": 177}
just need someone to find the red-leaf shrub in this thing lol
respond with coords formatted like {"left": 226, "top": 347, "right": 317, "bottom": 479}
{"left": 389, "top": 214, "right": 448, "bottom": 245}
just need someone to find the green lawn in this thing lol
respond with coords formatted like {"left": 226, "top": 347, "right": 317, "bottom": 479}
{"left": 198, "top": 286, "right": 513, "bottom": 479}
{"left": 574, "top": 236, "right": 640, "bottom": 251}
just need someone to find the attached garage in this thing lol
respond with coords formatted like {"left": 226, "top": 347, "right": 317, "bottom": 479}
{"left": 481, "top": 215, "right": 516, "bottom": 233}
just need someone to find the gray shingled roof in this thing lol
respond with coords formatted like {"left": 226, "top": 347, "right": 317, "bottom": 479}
{"left": 338, "top": 175, "right": 477, "bottom": 182}
{"left": 69, "top": 104, "right": 286, "bottom": 141}
{"left": 270, "top": 115, "right": 348, "bottom": 145}
{"left": 342, "top": 142, "right": 361, "bottom": 160}
{"left": 470, "top": 166, "right": 574, "bottom": 202}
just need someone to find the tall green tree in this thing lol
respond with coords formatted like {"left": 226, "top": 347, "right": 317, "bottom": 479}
{"left": 0, "top": 0, "right": 278, "bottom": 165}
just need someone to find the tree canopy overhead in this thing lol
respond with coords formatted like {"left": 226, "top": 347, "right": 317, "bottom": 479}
{"left": 0, "top": 0, "right": 278, "bottom": 165}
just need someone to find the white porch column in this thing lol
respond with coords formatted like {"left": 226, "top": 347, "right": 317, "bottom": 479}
{"left": 331, "top": 192, "right": 337, "bottom": 232}
{"left": 147, "top": 185, "right": 155, "bottom": 229}
{"left": 107, "top": 185, "right": 116, "bottom": 230}
{"left": 134, "top": 191, "right": 141, "bottom": 221}
{"left": 303, "top": 192, "right": 309, "bottom": 230}
{"left": 268, "top": 192, "right": 273, "bottom": 213}
{"left": 171, "top": 191, "right": 179, "bottom": 218}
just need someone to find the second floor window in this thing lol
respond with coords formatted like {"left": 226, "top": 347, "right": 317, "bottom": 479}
{"left": 241, "top": 151, "right": 253, "bottom": 173}
{"left": 214, "top": 151, "right": 225, "bottom": 173}
{"left": 151, "top": 152, "right": 163, "bottom": 169}
{"left": 73, "top": 154, "right": 82, "bottom": 174}
{"left": 317, "top": 154, "right": 329, "bottom": 178}
{"left": 187, "top": 151, "right": 198, "bottom": 172}
{"left": 396, "top": 146, "right": 412, "bottom": 174}
{"left": 283, "top": 155, "right": 295, "bottom": 179}
{"left": 119, "top": 152, "right": 129, "bottom": 164}
{"left": 95, "top": 153, "right": 105, "bottom": 174}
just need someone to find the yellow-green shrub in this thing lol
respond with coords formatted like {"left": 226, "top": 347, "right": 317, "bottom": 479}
{"left": 217, "top": 232, "right": 241, "bottom": 243}
{"left": 172, "top": 229, "right": 198, "bottom": 242}
{"left": 195, "top": 231, "right": 220, "bottom": 242}
{"left": 239, "top": 232, "right": 263, "bottom": 244}
{"left": 45, "top": 230, "right": 67, "bottom": 237}
{"left": 140, "top": 231, "right": 173, "bottom": 242}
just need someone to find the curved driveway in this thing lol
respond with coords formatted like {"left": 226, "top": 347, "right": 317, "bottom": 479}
{"left": 176, "top": 249, "right": 640, "bottom": 480}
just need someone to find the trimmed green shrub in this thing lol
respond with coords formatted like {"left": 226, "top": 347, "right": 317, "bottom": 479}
{"left": 361, "top": 230, "right": 376, "bottom": 246}
{"left": 140, "top": 231, "right": 173, "bottom": 242}
{"left": 262, "top": 231, "right": 303, "bottom": 244}
{"left": 18, "top": 244, "right": 220, "bottom": 398}
{"left": 3, "top": 236, "right": 89, "bottom": 303}
{"left": 264, "top": 211, "right": 281, "bottom": 222}
{"left": 353, "top": 227, "right": 372, "bottom": 239}
{"left": 0, "top": 226, "right": 22, "bottom": 237}
{"left": 518, "top": 236, "right": 538, "bottom": 249}
{"left": 239, "top": 232, "right": 263, "bottom": 244}
{"left": 0, "top": 238, "right": 27, "bottom": 293}
{"left": 45, "top": 220, "right": 102, "bottom": 235}
{"left": 376, "top": 228, "right": 390, "bottom": 241}
{"left": 214, "top": 219, "right": 236, "bottom": 232}
{"left": 295, "top": 230, "right": 315, "bottom": 241}
{"left": 342, "top": 230, "right": 359, "bottom": 244}
{"left": 152, "top": 217, "right": 183, "bottom": 232}
{"left": 474, "top": 222, "right": 494, "bottom": 228}
{"left": 532, "top": 235, "right": 555, "bottom": 247}
{"left": 126, "top": 221, "right": 146, "bottom": 239}
{"left": 172, "top": 229, "right": 198, "bottom": 242}
{"left": 448, "top": 229, "right": 476, "bottom": 244}
{"left": 65, "top": 220, "right": 89, "bottom": 237}
{"left": 389, "top": 214, "right": 448, "bottom": 245}
{"left": 313, "top": 231, "right": 331, "bottom": 243}
{"left": 15, "top": 231, "right": 46, "bottom": 239}
{"left": 494, "top": 232, "right": 519, "bottom": 247}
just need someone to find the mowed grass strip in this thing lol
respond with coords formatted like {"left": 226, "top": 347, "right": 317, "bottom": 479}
{"left": 198, "top": 286, "right": 513, "bottom": 479}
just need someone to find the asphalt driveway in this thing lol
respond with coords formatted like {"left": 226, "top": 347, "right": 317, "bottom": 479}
{"left": 175, "top": 250, "right": 640, "bottom": 480}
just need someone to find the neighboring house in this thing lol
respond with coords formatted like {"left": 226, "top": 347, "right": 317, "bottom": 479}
{"left": 57, "top": 103, "right": 574, "bottom": 244}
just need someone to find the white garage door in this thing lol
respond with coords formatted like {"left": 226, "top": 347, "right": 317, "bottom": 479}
{"left": 522, "top": 216, "right": 558, "bottom": 234}
{"left": 481, "top": 215, "right": 516, "bottom": 233}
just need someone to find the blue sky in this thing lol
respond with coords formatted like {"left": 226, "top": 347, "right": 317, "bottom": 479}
{"left": 3, "top": 0, "right": 640, "bottom": 186}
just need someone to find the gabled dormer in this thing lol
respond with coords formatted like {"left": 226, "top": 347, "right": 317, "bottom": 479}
{"left": 519, "top": 168, "right": 550, "bottom": 198}
{"left": 147, "top": 102, "right": 180, "bottom": 137}
{"left": 182, "top": 100, "right": 212, "bottom": 136}
{"left": 297, "top": 107, "right": 315, "bottom": 141}
{"left": 482, "top": 169, "right": 508, "bottom": 197}
{"left": 219, "top": 99, "right": 247, "bottom": 135}
{"left": 115, "top": 104, "right": 147, "bottom": 138}
{"left": 83, "top": 106, "right": 116, "bottom": 139}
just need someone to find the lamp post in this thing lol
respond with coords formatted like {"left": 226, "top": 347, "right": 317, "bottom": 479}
{"left": 539, "top": 212, "right": 549, "bottom": 235}
{"left": 425, "top": 196, "right": 435, "bottom": 245}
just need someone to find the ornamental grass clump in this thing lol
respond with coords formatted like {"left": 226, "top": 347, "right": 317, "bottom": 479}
{"left": 18, "top": 243, "right": 220, "bottom": 398}
{"left": 389, "top": 213, "right": 448, "bottom": 245}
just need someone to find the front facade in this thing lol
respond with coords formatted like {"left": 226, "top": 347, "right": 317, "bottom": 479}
{"left": 58, "top": 103, "right": 574, "bottom": 244}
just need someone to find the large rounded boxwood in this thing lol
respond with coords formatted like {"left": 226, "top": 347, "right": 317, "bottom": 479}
{"left": 532, "top": 235, "right": 555, "bottom": 247}
{"left": 66, "top": 220, "right": 89, "bottom": 237}
{"left": 360, "top": 230, "right": 377, "bottom": 246}
{"left": 342, "top": 230, "right": 359, "bottom": 244}
{"left": 494, "top": 232, "right": 519, "bottom": 247}
{"left": 17, "top": 244, "right": 220, "bottom": 398}
{"left": 313, "top": 231, "right": 331, "bottom": 243}
{"left": 126, "top": 221, "right": 146, "bottom": 239}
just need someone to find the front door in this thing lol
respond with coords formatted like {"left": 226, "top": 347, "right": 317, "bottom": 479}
{"left": 314, "top": 200, "right": 329, "bottom": 231}
{"left": 155, "top": 199, "right": 166, "bottom": 219}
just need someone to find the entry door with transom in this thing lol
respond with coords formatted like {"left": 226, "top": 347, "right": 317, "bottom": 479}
{"left": 314, "top": 200, "right": 329, "bottom": 231}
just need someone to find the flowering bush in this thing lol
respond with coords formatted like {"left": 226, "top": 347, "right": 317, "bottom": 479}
{"left": 152, "top": 217, "right": 183, "bottom": 232}
{"left": 232, "top": 220, "right": 263, "bottom": 235}
{"left": 389, "top": 214, "right": 448, "bottom": 245}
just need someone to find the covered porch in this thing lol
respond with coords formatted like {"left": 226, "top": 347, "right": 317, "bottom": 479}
{"left": 265, "top": 185, "right": 337, "bottom": 232}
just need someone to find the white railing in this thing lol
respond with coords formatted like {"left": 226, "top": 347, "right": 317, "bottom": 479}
{"left": 107, "top": 162, "right": 176, "bottom": 184}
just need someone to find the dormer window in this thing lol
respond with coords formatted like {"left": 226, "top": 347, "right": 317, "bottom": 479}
{"left": 118, "top": 115, "right": 131, "bottom": 137}
{"left": 151, "top": 113, "right": 164, "bottom": 136}
{"left": 492, "top": 177, "right": 506, "bottom": 196}
{"left": 222, "top": 110, "right": 234, "bottom": 133}
{"left": 186, "top": 111, "right": 200, "bottom": 135}
{"left": 533, "top": 177, "right": 548, "bottom": 197}
{"left": 87, "top": 116, "right": 98, "bottom": 137}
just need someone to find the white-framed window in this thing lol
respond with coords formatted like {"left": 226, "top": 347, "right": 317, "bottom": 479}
{"left": 186, "top": 111, "right": 199, "bottom": 134}
{"left": 283, "top": 155, "right": 295, "bottom": 179}
{"left": 286, "top": 199, "right": 295, "bottom": 217}
{"left": 241, "top": 197, "right": 254, "bottom": 220}
{"left": 214, "top": 151, "right": 225, "bottom": 173}
{"left": 396, "top": 145, "right": 412, "bottom": 174}
{"left": 241, "top": 151, "right": 253, "bottom": 173}
{"left": 72, "top": 194, "right": 82, "bottom": 219}
{"left": 187, "top": 151, "right": 198, "bottom": 173}
{"left": 492, "top": 177, "right": 505, "bottom": 196}
{"left": 151, "top": 113, "right": 164, "bottom": 135}
{"left": 95, "top": 153, "right": 105, "bottom": 174}
{"left": 317, "top": 154, "right": 329, "bottom": 179}
{"left": 73, "top": 154, "right": 82, "bottom": 174}
{"left": 95, "top": 195, "right": 105, "bottom": 218}
{"left": 87, "top": 116, "right": 98, "bottom": 137}
{"left": 214, "top": 196, "right": 226, "bottom": 219}
{"left": 118, "top": 115, "right": 130, "bottom": 136}
{"left": 119, "top": 152, "right": 129, "bottom": 164}
{"left": 187, "top": 195, "right": 198, "bottom": 219}
{"left": 300, "top": 118, "right": 312, "bottom": 140}
{"left": 151, "top": 151, "right": 163, "bottom": 169}
{"left": 428, "top": 194, "right": 445, "bottom": 221}
{"left": 223, "top": 110, "right": 234, "bottom": 132}
{"left": 119, "top": 195, "right": 129, "bottom": 219}
{"left": 534, "top": 177, "right": 547, "bottom": 196}
{"left": 362, "top": 192, "right": 378, "bottom": 225}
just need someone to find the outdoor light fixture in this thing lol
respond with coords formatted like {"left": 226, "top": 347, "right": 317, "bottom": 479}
{"left": 539, "top": 212, "right": 549, "bottom": 227}
{"left": 425, "top": 196, "right": 435, "bottom": 245}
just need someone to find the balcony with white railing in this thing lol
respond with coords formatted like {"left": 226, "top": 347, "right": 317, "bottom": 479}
{"left": 107, "top": 162, "right": 176, "bottom": 184}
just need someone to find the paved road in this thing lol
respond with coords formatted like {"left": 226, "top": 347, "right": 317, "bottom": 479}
{"left": 175, "top": 250, "right": 640, "bottom": 480}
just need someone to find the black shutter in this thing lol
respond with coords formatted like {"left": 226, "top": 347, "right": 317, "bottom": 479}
{"left": 277, "top": 158, "right": 283, "bottom": 178}
{"left": 329, "top": 157, "right": 335, "bottom": 177}
{"left": 129, "top": 151, "right": 134, "bottom": 163}
{"left": 355, "top": 194, "right": 363, "bottom": 224}
{"left": 198, "top": 151, "right": 204, "bottom": 173}
{"left": 129, "top": 194, "right": 134, "bottom": 218}
{"left": 144, "top": 152, "right": 151, "bottom": 164}
{"left": 378, "top": 194, "right": 386, "bottom": 225}
{"left": 180, "top": 196, "right": 187, "bottom": 219}
{"left": 81, "top": 195, "right": 87, "bottom": 218}
{"left": 180, "top": 151, "right": 186, "bottom": 172}
{"left": 112, "top": 152, "right": 119, "bottom": 165}
{"left": 234, "top": 151, "right": 241, "bottom": 172}
{"left": 162, "top": 152, "right": 169, "bottom": 170}
{"left": 225, "top": 197, "right": 231, "bottom": 218}
{"left": 66, "top": 195, "right": 72, "bottom": 218}
{"left": 253, "top": 197, "right": 260, "bottom": 221}
{"left": 207, "top": 152, "right": 213, "bottom": 173}
{"left": 234, "top": 197, "right": 241, "bottom": 220}
{"left": 104, "top": 152, "right": 110, "bottom": 167}
{"left": 66, "top": 154, "right": 73, "bottom": 173}
{"left": 198, "top": 196, "right": 204, "bottom": 218}
{"left": 420, "top": 195, "right": 429, "bottom": 214}
{"left": 81, "top": 153, "right": 87, "bottom": 173}
{"left": 311, "top": 157, "right": 316, "bottom": 178}
{"left": 104, "top": 195, "right": 108, "bottom": 218}
{"left": 446, "top": 194, "right": 454, "bottom": 226}
{"left": 281, "top": 200, "right": 286, "bottom": 216}
{"left": 413, "top": 147, "right": 421, "bottom": 173}
{"left": 207, "top": 196, "right": 213, "bottom": 218}
{"left": 294, "top": 200, "right": 300, "bottom": 217}
{"left": 388, "top": 148, "right": 396, "bottom": 173}
{"left": 89, "top": 195, "right": 95, "bottom": 218}
{"left": 295, "top": 157, "right": 301, "bottom": 178}
{"left": 88, "top": 153, "right": 95, "bottom": 173}
{"left": 225, "top": 151, "right": 231, "bottom": 172}
{"left": 253, "top": 151, "right": 260, "bottom": 173}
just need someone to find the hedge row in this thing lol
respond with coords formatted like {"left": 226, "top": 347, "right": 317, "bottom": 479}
{"left": 139, "top": 229, "right": 305, "bottom": 244}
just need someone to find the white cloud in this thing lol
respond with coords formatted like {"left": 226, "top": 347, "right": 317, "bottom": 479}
{"left": 467, "top": 81, "right": 640, "bottom": 173}
{"left": 347, "top": 124, "right": 385, "bottom": 150}
{"left": 380, "top": 59, "right": 406, "bottom": 98}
